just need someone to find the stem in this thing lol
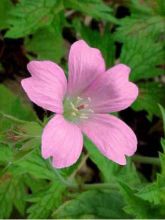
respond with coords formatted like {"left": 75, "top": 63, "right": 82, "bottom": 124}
{"left": 68, "top": 182, "right": 117, "bottom": 191}
{"left": 48, "top": 159, "right": 76, "bottom": 187}
{"left": 82, "top": 183, "right": 117, "bottom": 191}
{"left": 50, "top": 155, "right": 160, "bottom": 192}
{"left": 0, "top": 112, "right": 26, "bottom": 124}
{"left": 0, "top": 111, "right": 42, "bottom": 126}
{"left": 53, "top": 168, "right": 74, "bottom": 187}
{"left": 69, "top": 153, "right": 89, "bottom": 180}
{"left": 132, "top": 155, "right": 160, "bottom": 166}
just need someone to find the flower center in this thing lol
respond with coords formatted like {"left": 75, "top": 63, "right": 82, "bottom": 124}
{"left": 63, "top": 96, "right": 94, "bottom": 123}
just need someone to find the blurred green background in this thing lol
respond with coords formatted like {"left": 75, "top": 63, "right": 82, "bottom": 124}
{"left": 0, "top": 0, "right": 165, "bottom": 219}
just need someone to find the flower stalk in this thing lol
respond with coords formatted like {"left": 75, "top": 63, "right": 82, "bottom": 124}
{"left": 132, "top": 155, "right": 160, "bottom": 166}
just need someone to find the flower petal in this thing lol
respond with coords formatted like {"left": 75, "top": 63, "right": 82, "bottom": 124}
{"left": 42, "top": 114, "right": 83, "bottom": 168}
{"left": 82, "top": 64, "right": 138, "bottom": 113}
{"left": 79, "top": 114, "right": 137, "bottom": 165}
{"left": 67, "top": 40, "right": 105, "bottom": 96}
{"left": 21, "top": 61, "right": 67, "bottom": 113}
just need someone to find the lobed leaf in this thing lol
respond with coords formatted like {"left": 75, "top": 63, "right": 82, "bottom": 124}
{"left": 53, "top": 190, "right": 129, "bottom": 219}
{"left": 0, "top": 85, "right": 37, "bottom": 121}
{"left": 64, "top": 0, "right": 118, "bottom": 24}
{"left": 27, "top": 182, "right": 66, "bottom": 219}
{"left": 5, "top": 0, "right": 58, "bottom": 38}
{"left": 0, "top": 175, "right": 26, "bottom": 218}
{"left": 120, "top": 37, "right": 164, "bottom": 81}
{"left": 132, "top": 82, "right": 165, "bottom": 120}
{"left": 25, "top": 16, "right": 65, "bottom": 63}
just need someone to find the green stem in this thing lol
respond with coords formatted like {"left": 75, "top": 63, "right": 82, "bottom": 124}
{"left": 132, "top": 155, "right": 160, "bottom": 166}
{"left": 68, "top": 182, "right": 117, "bottom": 191}
{"left": 51, "top": 155, "right": 160, "bottom": 192}
{"left": 82, "top": 183, "right": 117, "bottom": 190}
{"left": 0, "top": 112, "right": 26, "bottom": 124}
{"left": 69, "top": 153, "right": 89, "bottom": 180}
{"left": 0, "top": 111, "right": 42, "bottom": 125}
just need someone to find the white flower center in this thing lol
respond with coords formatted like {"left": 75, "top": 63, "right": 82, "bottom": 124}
{"left": 63, "top": 96, "right": 94, "bottom": 123}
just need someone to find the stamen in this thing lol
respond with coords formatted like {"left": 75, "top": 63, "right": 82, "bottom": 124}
{"left": 77, "top": 96, "right": 83, "bottom": 101}
{"left": 88, "top": 109, "right": 94, "bottom": 113}
{"left": 80, "top": 115, "right": 88, "bottom": 119}
{"left": 71, "top": 112, "right": 77, "bottom": 116}
{"left": 70, "top": 102, "right": 78, "bottom": 112}
{"left": 76, "top": 96, "right": 84, "bottom": 106}
{"left": 87, "top": 97, "right": 91, "bottom": 102}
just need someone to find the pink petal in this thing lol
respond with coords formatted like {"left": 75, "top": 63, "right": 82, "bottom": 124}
{"left": 67, "top": 40, "right": 105, "bottom": 96}
{"left": 42, "top": 114, "right": 83, "bottom": 168}
{"left": 21, "top": 61, "right": 67, "bottom": 113}
{"left": 82, "top": 64, "right": 138, "bottom": 113}
{"left": 79, "top": 114, "right": 137, "bottom": 165}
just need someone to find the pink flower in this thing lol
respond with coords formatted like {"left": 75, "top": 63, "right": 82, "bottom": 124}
{"left": 21, "top": 40, "right": 138, "bottom": 169}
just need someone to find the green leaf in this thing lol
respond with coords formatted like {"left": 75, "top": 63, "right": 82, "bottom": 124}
{"left": 161, "top": 138, "right": 165, "bottom": 152}
{"left": 0, "top": 175, "right": 26, "bottom": 218}
{"left": 84, "top": 136, "right": 140, "bottom": 186}
{"left": 136, "top": 175, "right": 165, "bottom": 206}
{"left": 64, "top": 0, "right": 118, "bottom": 23}
{"left": 132, "top": 82, "right": 165, "bottom": 120}
{"left": 115, "top": 15, "right": 164, "bottom": 42}
{"left": 27, "top": 182, "right": 66, "bottom": 219}
{"left": 25, "top": 16, "right": 65, "bottom": 62}
{"left": 20, "top": 121, "right": 42, "bottom": 138}
{"left": 120, "top": 37, "right": 164, "bottom": 81}
{"left": 156, "top": 174, "right": 165, "bottom": 204}
{"left": 13, "top": 149, "right": 56, "bottom": 180}
{"left": 0, "top": 85, "right": 37, "bottom": 121}
{"left": 156, "top": 0, "right": 165, "bottom": 15}
{"left": 5, "top": 0, "right": 58, "bottom": 38}
{"left": 128, "top": 0, "right": 154, "bottom": 15}
{"left": 136, "top": 182, "right": 161, "bottom": 205}
{"left": 23, "top": 174, "right": 48, "bottom": 193}
{"left": 129, "top": 0, "right": 165, "bottom": 17}
{"left": 115, "top": 0, "right": 165, "bottom": 41}
{"left": 0, "top": 144, "right": 13, "bottom": 164}
{"left": 8, "top": 121, "right": 42, "bottom": 160}
{"left": 159, "top": 105, "right": 165, "bottom": 135}
{"left": 160, "top": 152, "right": 165, "bottom": 176}
{"left": 0, "top": 0, "right": 13, "bottom": 29}
{"left": 160, "top": 105, "right": 165, "bottom": 152}
{"left": 119, "top": 181, "right": 163, "bottom": 218}
{"left": 53, "top": 190, "right": 129, "bottom": 219}
{"left": 0, "top": 85, "right": 38, "bottom": 143}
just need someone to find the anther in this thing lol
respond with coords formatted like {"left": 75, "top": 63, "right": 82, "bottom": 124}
{"left": 77, "top": 104, "right": 89, "bottom": 110}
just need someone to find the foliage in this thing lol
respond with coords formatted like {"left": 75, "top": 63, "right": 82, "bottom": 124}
{"left": 0, "top": 0, "right": 165, "bottom": 218}
{"left": 5, "top": 0, "right": 58, "bottom": 38}
{"left": 53, "top": 190, "right": 129, "bottom": 219}
{"left": 0, "top": 0, "right": 13, "bottom": 29}
{"left": 120, "top": 37, "right": 164, "bottom": 81}
{"left": 132, "top": 82, "right": 165, "bottom": 120}
{"left": 27, "top": 182, "right": 66, "bottom": 219}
